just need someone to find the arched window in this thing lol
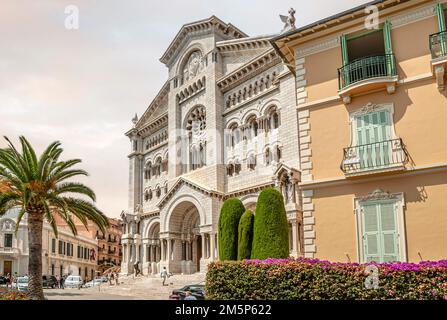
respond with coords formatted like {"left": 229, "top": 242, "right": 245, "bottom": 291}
{"left": 275, "top": 146, "right": 282, "bottom": 162}
{"left": 181, "top": 50, "right": 204, "bottom": 83}
{"left": 155, "top": 157, "right": 162, "bottom": 176}
{"left": 228, "top": 123, "right": 240, "bottom": 147}
{"left": 145, "top": 162, "right": 152, "bottom": 180}
{"left": 144, "top": 189, "right": 153, "bottom": 202}
{"left": 186, "top": 106, "right": 206, "bottom": 171}
{"left": 164, "top": 184, "right": 168, "bottom": 194}
{"left": 247, "top": 116, "right": 258, "bottom": 139}
{"left": 234, "top": 160, "right": 241, "bottom": 175}
{"left": 247, "top": 154, "right": 256, "bottom": 170}
{"left": 227, "top": 163, "right": 234, "bottom": 176}
{"left": 156, "top": 186, "right": 161, "bottom": 198}
{"left": 265, "top": 148, "right": 272, "bottom": 165}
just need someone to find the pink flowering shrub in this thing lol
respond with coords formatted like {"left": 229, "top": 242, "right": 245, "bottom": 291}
{"left": 205, "top": 258, "right": 447, "bottom": 300}
{"left": 0, "top": 288, "right": 29, "bottom": 300}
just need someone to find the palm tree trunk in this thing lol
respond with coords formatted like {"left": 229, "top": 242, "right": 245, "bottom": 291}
{"left": 27, "top": 211, "right": 44, "bottom": 300}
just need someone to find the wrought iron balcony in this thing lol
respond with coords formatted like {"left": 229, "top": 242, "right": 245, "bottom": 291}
{"left": 338, "top": 54, "right": 397, "bottom": 90}
{"left": 341, "top": 138, "right": 408, "bottom": 175}
{"left": 430, "top": 31, "right": 447, "bottom": 59}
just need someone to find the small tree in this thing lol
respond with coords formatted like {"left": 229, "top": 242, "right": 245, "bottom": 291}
{"left": 251, "top": 188, "right": 289, "bottom": 259}
{"left": 218, "top": 198, "right": 245, "bottom": 260}
{"left": 237, "top": 210, "right": 254, "bottom": 260}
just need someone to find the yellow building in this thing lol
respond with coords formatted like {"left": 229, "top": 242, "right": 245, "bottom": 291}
{"left": 273, "top": 0, "right": 447, "bottom": 263}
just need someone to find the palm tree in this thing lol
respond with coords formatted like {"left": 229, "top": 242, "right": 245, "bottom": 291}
{"left": 0, "top": 136, "right": 109, "bottom": 300}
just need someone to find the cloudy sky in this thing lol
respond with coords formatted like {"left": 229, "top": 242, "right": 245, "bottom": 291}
{"left": 0, "top": 0, "right": 367, "bottom": 218}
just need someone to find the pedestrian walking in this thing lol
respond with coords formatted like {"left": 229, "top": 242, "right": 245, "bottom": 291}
{"left": 5, "top": 273, "right": 10, "bottom": 289}
{"left": 61, "top": 275, "right": 65, "bottom": 289}
{"left": 114, "top": 272, "right": 119, "bottom": 286}
{"left": 160, "top": 267, "right": 169, "bottom": 286}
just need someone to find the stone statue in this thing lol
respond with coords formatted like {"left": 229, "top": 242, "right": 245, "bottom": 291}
{"left": 131, "top": 113, "right": 138, "bottom": 126}
{"left": 280, "top": 8, "right": 296, "bottom": 33}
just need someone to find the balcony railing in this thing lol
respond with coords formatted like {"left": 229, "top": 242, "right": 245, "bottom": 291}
{"left": 430, "top": 31, "right": 447, "bottom": 59}
{"left": 341, "top": 138, "right": 408, "bottom": 175}
{"left": 338, "top": 54, "right": 397, "bottom": 90}
{"left": 0, "top": 247, "right": 20, "bottom": 255}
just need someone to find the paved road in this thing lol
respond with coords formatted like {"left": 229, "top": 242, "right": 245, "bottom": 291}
{"left": 44, "top": 287, "right": 138, "bottom": 300}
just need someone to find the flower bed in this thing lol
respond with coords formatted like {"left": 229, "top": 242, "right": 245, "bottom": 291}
{"left": 205, "top": 258, "right": 447, "bottom": 300}
{"left": 0, "top": 288, "right": 29, "bottom": 300}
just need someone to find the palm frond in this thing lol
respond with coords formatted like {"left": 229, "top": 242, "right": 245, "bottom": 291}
{"left": 53, "top": 182, "right": 96, "bottom": 201}
{"left": 19, "top": 136, "right": 38, "bottom": 180}
{"left": 0, "top": 192, "right": 21, "bottom": 215}
{"left": 14, "top": 208, "right": 26, "bottom": 234}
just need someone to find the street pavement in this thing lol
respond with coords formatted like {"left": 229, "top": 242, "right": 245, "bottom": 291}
{"left": 43, "top": 272, "right": 206, "bottom": 300}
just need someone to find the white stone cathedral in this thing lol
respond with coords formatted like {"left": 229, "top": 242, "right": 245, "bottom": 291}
{"left": 121, "top": 15, "right": 302, "bottom": 275}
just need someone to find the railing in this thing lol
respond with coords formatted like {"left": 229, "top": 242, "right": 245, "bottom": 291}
{"left": 338, "top": 54, "right": 397, "bottom": 90}
{"left": 340, "top": 138, "right": 408, "bottom": 175}
{"left": 430, "top": 31, "right": 447, "bottom": 59}
{"left": 0, "top": 247, "right": 20, "bottom": 255}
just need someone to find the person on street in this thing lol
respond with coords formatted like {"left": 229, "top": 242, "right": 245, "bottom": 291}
{"left": 184, "top": 291, "right": 197, "bottom": 300}
{"left": 160, "top": 267, "right": 169, "bottom": 286}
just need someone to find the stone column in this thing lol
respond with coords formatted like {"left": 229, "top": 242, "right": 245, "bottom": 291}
{"left": 201, "top": 234, "right": 206, "bottom": 260}
{"left": 167, "top": 238, "right": 172, "bottom": 261}
{"left": 291, "top": 221, "right": 298, "bottom": 257}
{"left": 142, "top": 244, "right": 147, "bottom": 263}
{"left": 210, "top": 233, "right": 215, "bottom": 260}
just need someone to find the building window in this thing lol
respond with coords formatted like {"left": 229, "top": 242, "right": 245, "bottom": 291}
{"left": 339, "top": 21, "right": 395, "bottom": 89}
{"left": 4, "top": 234, "right": 13, "bottom": 248}
{"left": 51, "top": 264, "right": 55, "bottom": 276}
{"left": 77, "top": 245, "right": 81, "bottom": 258}
{"left": 341, "top": 104, "right": 408, "bottom": 174}
{"left": 60, "top": 265, "right": 63, "bottom": 276}
{"left": 58, "top": 240, "right": 63, "bottom": 254}
{"left": 51, "top": 238, "right": 56, "bottom": 253}
{"left": 355, "top": 189, "right": 406, "bottom": 263}
{"left": 247, "top": 154, "right": 256, "bottom": 171}
{"left": 265, "top": 148, "right": 272, "bottom": 165}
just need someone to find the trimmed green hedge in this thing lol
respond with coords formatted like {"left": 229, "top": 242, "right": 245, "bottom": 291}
{"left": 237, "top": 210, "right": 254, "bottom": 260}
{"left": 251, "top": 188, "right": 289, "bottom": 259}
{"left": 218, "top": 198, "right": 245, "bottom": 261}
{"left": 206, "top": 258, "right": 447, "bottom": 300}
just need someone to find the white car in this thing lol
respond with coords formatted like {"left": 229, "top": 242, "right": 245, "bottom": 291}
{"left": 16, "top": 276, "right": 28, "bottom": 292}
{"left": 64, "top": 275, "right": 83, "bottom": 289}
{"left": 84, "top": 279, "right": 103, "bottom": 288}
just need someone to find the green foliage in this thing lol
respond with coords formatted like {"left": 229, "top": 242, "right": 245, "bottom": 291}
{"left": 251, "top": 188, "right": 289, "bottom": 259}
{"left": 206, "top": 258, "right": 447, "bottom": 300}
{"left": 237, "top": 210, "right": 254, "bottom": 260}
{"left": 218, "top": 198, "right": 245, "bottom": 261}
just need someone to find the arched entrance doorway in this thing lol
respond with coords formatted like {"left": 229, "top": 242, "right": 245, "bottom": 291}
{"left": 165, "top": 200, "right": 203, "bottom": 274}
{"left": 144, "top": 222, "right": 161, "bottom": 275}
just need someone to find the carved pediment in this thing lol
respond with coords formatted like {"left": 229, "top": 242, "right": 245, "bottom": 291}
{"left": 359, "top": 188, "right": 397, "bottom": 202}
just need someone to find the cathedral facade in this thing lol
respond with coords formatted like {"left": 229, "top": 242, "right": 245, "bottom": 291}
{"left": 121, "top": 16, "right": 301, "bottom": 275}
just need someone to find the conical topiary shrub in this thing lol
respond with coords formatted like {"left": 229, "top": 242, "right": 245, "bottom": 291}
{"left": 218, "top": 198, "right": 245, "bottom": 260}
{"left": 237, "top": 210, "right": 254, "bottom": 260}
{"left": 251, "top": 187, "right": 289, "bottom": 259}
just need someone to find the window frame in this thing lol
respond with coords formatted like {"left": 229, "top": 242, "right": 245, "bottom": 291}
{"left": 348, "top": 103, "right": 398, "bottom": 148}
{"left": 354, "top": 191, "right": 407, "bottom": 263}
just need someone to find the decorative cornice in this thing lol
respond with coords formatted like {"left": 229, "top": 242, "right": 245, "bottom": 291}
{"left": 216, "top": 36, "right": 273, "bottom": 53}
{"left": 358, "top": 188, "right": 398, "bottom": 202}
{"left": 217, "top": 49, "right": 281, "bottom": 93}
{"left": 295, "top": 36, "right": 339, "bottom": 58}
{"left": 389, "top": 3, "right": 436, "bottom": 28}
{"left": 160, "top": 16, "right": 247, "bottom": 66}
{"left": 138, "top": 113, "right": 168, "bottom": 137}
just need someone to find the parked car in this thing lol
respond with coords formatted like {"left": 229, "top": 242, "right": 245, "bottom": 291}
{"left": 42, "top": 275, "right": 58, "bottom": 288}
{"left": 64, "top": 275, "right": 83, "bottom": 289}
{"left": 169, "top": 284, "right": 205, "bottom": 300}
{"left": 83, "top": 278, "right": 103, "bottom": 288}
{"left": 16, "top": 276, "right": 28, "bottom": 292}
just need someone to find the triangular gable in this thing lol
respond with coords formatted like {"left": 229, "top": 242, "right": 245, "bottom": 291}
{"left": 135, "top": 81, "right": 170, "bottom": 129}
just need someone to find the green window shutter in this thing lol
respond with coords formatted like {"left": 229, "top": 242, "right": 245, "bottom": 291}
{"left": 340, "top": 34, "right": 350, "bottom": 86}
{"left": 362, "top": 204, "right": 381, "bottom": 262}
{"left": 356, "top": 110, "right": 392, "bottom": 169}
{"left": 383, "top": 21, "right": 395, "bottom": 76}
{"left": 436, "top": 3, "right": 446, "bottom": 32}
{"left": 379, "top": 203, "right": 399, "bottom": 262}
